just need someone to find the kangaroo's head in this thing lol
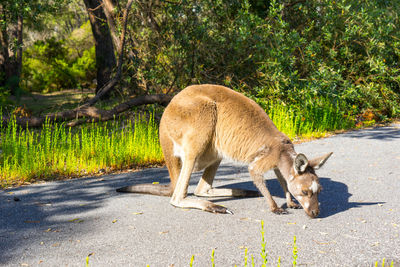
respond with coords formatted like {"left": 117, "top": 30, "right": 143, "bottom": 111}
{"left": 286, "top": 152, "right": 333, "bottom": 218}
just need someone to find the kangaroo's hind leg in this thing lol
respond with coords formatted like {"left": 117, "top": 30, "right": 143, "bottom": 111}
{"left": 159, "top": 125, "right": 182, "bottom": 195}
{"left": 165, "top": 98, "right": 233, "bottom": 214}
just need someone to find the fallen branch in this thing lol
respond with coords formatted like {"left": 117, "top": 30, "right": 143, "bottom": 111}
{"left": 1, "top": 94, "right": 172, "bottom": 128}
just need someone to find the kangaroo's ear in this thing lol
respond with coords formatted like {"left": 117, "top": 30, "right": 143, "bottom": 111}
{"left": 294, "top": 153, "right": 309, "bottom": 173}
{"left": 309, "top": 152, "right": 333, "bottom": 170}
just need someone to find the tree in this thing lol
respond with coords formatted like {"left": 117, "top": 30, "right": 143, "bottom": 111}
{"left": 0, "top": 3, "right": 23, "bottom": 96}
{"left": 83, "top": 0, "right": 116, "bottom": 95}
{"left": 0, "top": 0, "right": 66, "bottom": 97}
{"left": 1, "top": 0, "right": 171, "bottom": 128}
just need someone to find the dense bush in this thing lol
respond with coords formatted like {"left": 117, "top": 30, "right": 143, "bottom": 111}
{"left": 0, "top": 86, "right": 10, "bottom": 108}
{"left": 125, "top": 0, "right": 400, "bottom": 118}
{"left": 21, "top": 22, "right": 96, "bottom": 93}
{"left": 18, "top": 0, "right": 400, "bottom": 119}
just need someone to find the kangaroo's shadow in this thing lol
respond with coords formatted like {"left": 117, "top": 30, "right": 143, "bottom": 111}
{"left": 210, "top": 177, "right": 384, "bottom": 218}
{"left": 116, "top": 166, "right": 384, "bottom": 218}
{"left": 317, "top": 177, "right": 384, "bottom": 218}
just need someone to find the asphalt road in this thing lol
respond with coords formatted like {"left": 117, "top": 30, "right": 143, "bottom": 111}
{"left": 1, "top": 124, "right": 399, "bottom": 267}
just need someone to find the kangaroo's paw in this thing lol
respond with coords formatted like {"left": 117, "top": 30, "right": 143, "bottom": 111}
{"left": 288, "top": 202, "right": 302, "bottom": 209}
{"left": 205, "top": 203, "right": 234, "bottom": 214}
{"left": 271, "top": 207, "right": 288, "bottom": 215}
{"left": 170, "top": 198, "right": 233, "bottom": 214}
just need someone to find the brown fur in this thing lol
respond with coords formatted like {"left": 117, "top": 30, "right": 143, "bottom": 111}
{"left": 117, "top": 85, "right": 332, "bottom": 217}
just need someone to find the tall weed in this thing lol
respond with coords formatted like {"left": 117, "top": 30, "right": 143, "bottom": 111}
{"left": 0, "top": 113, "right": 163, "bottom": 187}
{"left": 264, "top": 98, "right": 355, "bottom": 139}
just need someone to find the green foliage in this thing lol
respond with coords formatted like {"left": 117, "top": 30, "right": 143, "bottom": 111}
{"left": 21, "top": 21, "right": 96, "bottom": 93}
{"left": 0, "top": 85, "right": 12, "bottom": 109}
{"left": 263, "top": 98, "right": 355, "bottom": 139}
{"left": 0, "top": 114, "right": 163, "bottom": 187}
{"left": 13, "top": 0, "right": 400, "bottom": 120}
{"left": 126, "top": 0, "right": 400, "bottom": 118}
{"left": 247, "top": 0, "right": 400, "bottom": 117}
{"left": 0, "top": 0, "right": 66, "bottom": 26}
{"left": 0, "top": 97, "right": 350, "bottom": 185}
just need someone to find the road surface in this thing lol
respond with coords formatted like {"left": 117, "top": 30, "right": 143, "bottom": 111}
{"left": 1, "top": 123, "right": 399, "bottom": 266}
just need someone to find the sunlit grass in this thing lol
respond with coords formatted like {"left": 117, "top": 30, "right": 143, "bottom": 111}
{"left": 0, "top": 113, "right": 163, "bottom": 187}
{"left": 1, "top": 99, "right": 356, "bottom": 187}
{"left": 265, "top": 100, "right": 355, "bottom": 140}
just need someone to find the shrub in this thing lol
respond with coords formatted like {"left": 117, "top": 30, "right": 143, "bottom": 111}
{"left": 125, "top": 0, "right": 400, "bottom": 118}
{"left": 21, "top": 22, "right": 96, "bottom": 93}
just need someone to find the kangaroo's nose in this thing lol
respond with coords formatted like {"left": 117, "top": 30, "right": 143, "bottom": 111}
{"left": 310, "top": 209, "right": 320, "bottom": 218}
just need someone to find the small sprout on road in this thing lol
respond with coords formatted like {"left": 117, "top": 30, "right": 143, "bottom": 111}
{"left": 189, "top": 255, "right": 194, "bottom": 267}
{"left": 69, "top": 218, "right": 84, "bottom": 223}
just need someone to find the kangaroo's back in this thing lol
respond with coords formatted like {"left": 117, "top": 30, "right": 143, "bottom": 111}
{"left": 161, "top": 84, "right": 290, "bottom": 163}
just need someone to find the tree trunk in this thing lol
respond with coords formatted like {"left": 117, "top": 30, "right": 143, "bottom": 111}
{"left": 102, "top": 0, "right": 121, "bottom": 49}
{"left": 16, "top": 15, "right": 23, "bottom": 78}
{"left": 83, "top": 0, "right": 116, "bottom": 96}
{"left": 0, "top": 7, "right": 8, "bottom": 89}
{"left": 0, "top": 5, "right": 23, "bottom": 96}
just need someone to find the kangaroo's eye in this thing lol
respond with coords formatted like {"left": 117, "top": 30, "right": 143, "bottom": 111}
{"left": 302, "top": 190, "right": 308, "bottom": 196}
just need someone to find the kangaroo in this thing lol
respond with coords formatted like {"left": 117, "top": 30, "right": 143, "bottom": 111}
{"left": 117, "top": 84, "right": 332, "bottom": 218}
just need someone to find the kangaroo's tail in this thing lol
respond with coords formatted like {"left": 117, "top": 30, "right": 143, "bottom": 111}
{"left": 116, "top": 183, "right": 173, "bottom": 197}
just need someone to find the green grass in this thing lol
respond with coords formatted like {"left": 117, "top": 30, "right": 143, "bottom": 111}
{"left": 1, "top": 98, "right": 357, "bottom": 187}
{"left": 265, "top": 100, "right": 355, "bottom": 140}
{"left": 0, "top": 113, "right": 163, "bottom": 187}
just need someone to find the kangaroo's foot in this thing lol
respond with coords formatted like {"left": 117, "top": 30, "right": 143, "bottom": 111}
{"left": 271, "top": 206, "right": 288, "bottom": 214}
{"left": 287, "top": 201, "right": 301, "bottom": 209}
{"left": 170, "top": 197, "right": 233, "bottom": 214}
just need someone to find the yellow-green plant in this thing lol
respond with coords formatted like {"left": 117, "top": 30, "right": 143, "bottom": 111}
{"left": 292, "top": 236, "right": 298, "bottom": 267}
{"left": 0, "top": 113, "right": 163, "bottom": 187}
{"left": 260, "top": 220, "right": 268, "bottom": 266}
{"left": 264, "top": 99, "right": 355, "bottom": 140}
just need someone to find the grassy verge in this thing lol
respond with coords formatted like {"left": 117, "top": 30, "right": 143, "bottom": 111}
{"left": 0, "top": 99, "right": 361, "bottom": 187}
{"left": 265, "top": 99, "right": 355, "bottom": 140}
{"left": 0, "top": 113, "right": 163, "bottom": 187}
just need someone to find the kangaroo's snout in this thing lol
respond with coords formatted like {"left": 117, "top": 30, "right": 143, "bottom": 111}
{"left": 306, "top": 208, "right": 320, "bottom": 218}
